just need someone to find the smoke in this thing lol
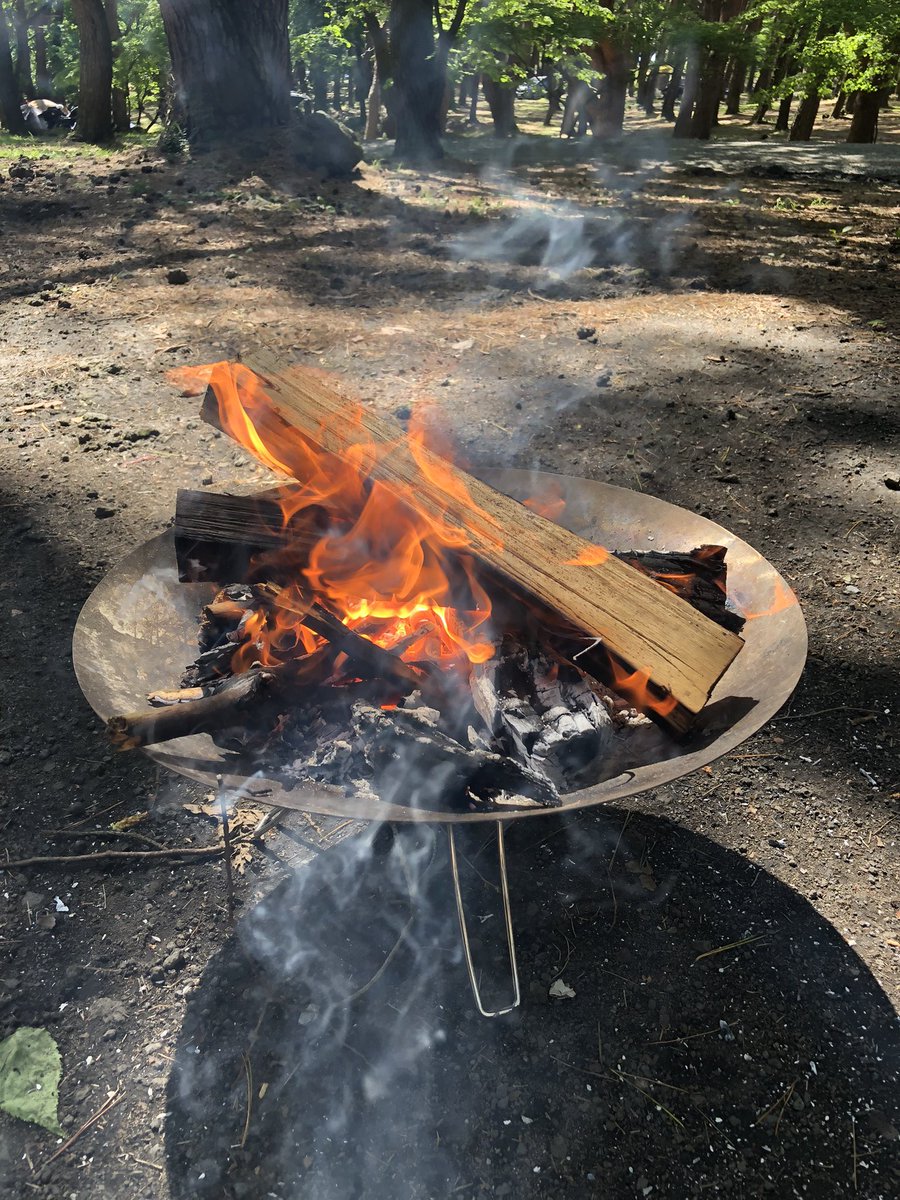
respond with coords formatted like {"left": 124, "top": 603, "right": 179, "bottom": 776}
{"left": 166, "top": 800, "right": 667, "bottom": 1200}
{"left": 449, "top": 151, "right": 696, "bottom": 291}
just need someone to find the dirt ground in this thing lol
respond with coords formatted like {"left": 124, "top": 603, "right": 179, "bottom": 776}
{"left": 0, "top": 115, "right": 898, "bottom": 1200}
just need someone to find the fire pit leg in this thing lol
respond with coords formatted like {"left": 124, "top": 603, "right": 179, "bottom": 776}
{"left": 447, "top": 822, "right": 521, "bottom": 1019}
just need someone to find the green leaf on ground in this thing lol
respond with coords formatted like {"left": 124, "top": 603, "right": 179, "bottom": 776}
{"left": 0, "top": 1027, "right": 64, "bottom": 1135}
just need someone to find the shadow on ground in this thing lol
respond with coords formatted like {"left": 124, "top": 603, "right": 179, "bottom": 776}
{"left": 165, "top": 810, "right": 900, "bottom": 1200}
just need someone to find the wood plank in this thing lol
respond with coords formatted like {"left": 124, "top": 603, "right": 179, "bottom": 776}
{"left": 201, "top": 353, "right": 743, "bottom": 717}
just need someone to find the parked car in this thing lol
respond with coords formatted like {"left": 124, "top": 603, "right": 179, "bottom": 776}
{"left": 515, "top": 76, "right": 548, "bottom": 99}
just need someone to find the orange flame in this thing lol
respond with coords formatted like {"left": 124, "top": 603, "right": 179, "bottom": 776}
{"left": 739, "top": 575, "right": 798, "bottom": 621}
{"left": 169, "top": 362, "right": 495, "bottom": 672}
{"left": 606, "top": 657, "right": 678, "bottom": 718}
{"left": 565, "top": 545, "right": 610, "bottom": 567}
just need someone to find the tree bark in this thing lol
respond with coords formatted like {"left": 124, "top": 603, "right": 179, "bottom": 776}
{"left": 638, "top": 65, "right": 659, "bottom": 114}
{"left": 104, "top": 0, "right": 130, "bottom": 131}
{"left": 364, "top": 63, "right": 381, "bottom": 138}
{"left": 672, "top": 51, "right": 699, "bottom": 137}
{"left": 789, "top": 92, "right": 819, "bottom": 141}
{"left": 388, "top": 0, "right": 445, "bottom": 162}
{"left": 690, "top": 51, "right": 726, "bottom": 138}
{"left": 482, "top": 74, "right": 517, "bottom": 136}
{"left": 725, "top": 59, "right": 745, "bottom": 114}
{"left": 661, "top": 61, "right": 682, "bottom": 121}
{"left": 589, "top": 38, "right": 630, "bottom": 137}
{"left": 33, "top": 22, "right": 51, "bottom": 96}
{"left": 847, "top": 89, "right": 881, "bottom": 143}
{"left": 0, "top": 2, "right": 26, "bottom": 132}
{"left": 831, "top": 90, "right": 846, "bottom": 119}
{"left": 12, "top": 0, "right": 32, "bottom": 97}
{"left": 71, "top": 0, "right": 114, "bottom": 142}
{"left": 158, "top": 0, "right": 290, "bottom": 144}
{"left": 467, "top": 73, "right": 479, "bottom": 123}
{"left": 775, "top": 93, "right": 793, "bottom": 132}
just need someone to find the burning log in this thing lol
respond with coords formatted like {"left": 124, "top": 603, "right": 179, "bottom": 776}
{"left": 198, "top": 353, "right": 743, "bottom": 727}
{"left": 175, "top": 488, "right": 321, "bottom": 583}
{"left": 251, "top": 582, "right": 423, "bottom": 690}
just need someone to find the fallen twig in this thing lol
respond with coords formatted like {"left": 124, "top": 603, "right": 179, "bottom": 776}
{"left": 609, "top": 1069, "right": 685, "bottom": 1129}
{"left": 239, "top": 1053, "right": 253, "bottom": 1149}
{"left": 694, "top": 933, "right": 766, "bottom": 962}
{"left": 49, "top": 828, "right": 166, "bottom": 851}
{"left": 43, "top": 1089, "right": 123, "bottom": 1167}
{"left": 2, "top": 846, "right": 221, "bottom": 869}
{"left": 773, "top": 706, "right": 880, "bottom": 723}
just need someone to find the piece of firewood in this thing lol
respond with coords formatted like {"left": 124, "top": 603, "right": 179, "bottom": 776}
{"left": 200, "top": 355, "right": 743, "bottom": 724}
{"left": 174, "top": 488, "right": 321, "bottom": 583}
{"left": 109, "top": 668, "right": 278, "bottom": 749}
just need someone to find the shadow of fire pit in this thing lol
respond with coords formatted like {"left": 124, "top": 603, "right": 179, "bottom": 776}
{"left": 165, "top": 811, "right": 900, "bottom": 1199}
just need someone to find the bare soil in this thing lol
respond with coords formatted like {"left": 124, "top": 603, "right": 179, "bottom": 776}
{"left": 0, "top": 120, "right": 898, "bottom": 1200}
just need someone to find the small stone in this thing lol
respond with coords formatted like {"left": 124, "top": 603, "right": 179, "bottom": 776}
{"left": 884, "top": 476, "right": 900, "bottom": 491}
{"left": 0, "top": 750, "right": 11, "bottom": 765}
{"left": 843, "top": 585, "right": 860, "bottom": 595}
{"left": 166, "top": 267, "right": 190, "bottom": 285}
{"left": 201, "top": 475, "right": 214, "bottom": 486}
{"left": 576, "top": 326, "right": 596, "bottom": 340}
{"left": 94, "top": 505, "right": 116, "bottom": 518}
{"left": 768, "top": 837, "right": 786, "bottom": 850}
{"left": 107, "top": 363, "right": 123, "bottom": 375}
{"left": 162, "top": 948, "right": 185, "bottom": 972}
{"left": 394, "top": 405, "right": 412, "bottom": 422}
{"left": 223, "top": 267, "right": 238, "bottom": 279}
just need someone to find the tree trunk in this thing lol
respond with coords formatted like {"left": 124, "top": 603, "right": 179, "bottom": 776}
{"left": 388, "top": 0, "right": 445, "bottom": 162}
{"left": 105, "top": 0, "right": 130, "bottom": 131}
{"left": 13, "top": 0, "right": 32, "bottom": 97}
{"left": 672, "top": 51, "right": 699, "bottom": 137}
{"left": 158, "top": 0, "right": 290, "bottom": 144}
{"left": 831, "top": 90, "right": 846, "bottom": 119}
{"left": 788, "top": 93, "right": 818, "bottom": 140}
{"left": 589, "top": 38, "right": 629, "bottom": 138}
{"left": 638, "top": 65, "right": 659, "bottom": 115}
{"left": 33, "top": 22, "right": 51, "bottom": 95}
{"left": 364, "top": 62, "right": 381, "bottom": 138}
{"left": 332, "top": 70, "right": 341, "bottom": 110}
{"left": 775, "top": 93, "right": 793, "bottom": 132}
{"left": 725, "top": 59, "right": 745, "bottom": 114}
{"left": 0, "top": 2, "right": 26, "bottom": 132}
{"left": 467, "top": 74, "right": 479, "bottom": 123}
{"left": 689, "top": 51, "right": 726, "bottom": 138}
{"left": 482, "top": 75, "right": 517, "bottom": 136}
{"left": 661, "top": 61, "right": 682, "bottom": 121}
{"left": 847, "top": 89, "right": 880, "bottom": 143}
{"left": 71, "top": 0, "right": 114, "bottom": 142}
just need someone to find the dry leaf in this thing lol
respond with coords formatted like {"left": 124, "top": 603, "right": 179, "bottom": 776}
{"left": 110, "top": 811, "right": 148, "bottom": 832}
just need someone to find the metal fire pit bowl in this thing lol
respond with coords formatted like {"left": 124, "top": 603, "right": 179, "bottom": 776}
{"left": 74, "top": 469, "right": 807, "bottom": 824}
{"left": 74, "top": 470, "right": 806, "bottom": 1017}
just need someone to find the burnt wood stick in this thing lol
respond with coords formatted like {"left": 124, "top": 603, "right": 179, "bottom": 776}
{"left": 201, "top": 357, "right": 743, "bottom": 722}
{"left": 109, "top": 669, "right": 277, "bottom": 749}
{"left": 251, "top": 582, "right": 423, "bottom": 689}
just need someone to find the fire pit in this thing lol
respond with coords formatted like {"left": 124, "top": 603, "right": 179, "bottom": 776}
{"left": 74, "top": 468, "right": 805, "bottom": 1014}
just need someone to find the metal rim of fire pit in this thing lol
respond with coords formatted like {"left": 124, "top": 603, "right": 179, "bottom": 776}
{"left": 73, "top": 469, "right": 807, "bottom": 825}
{"left": 74, "top": 470, "right": 806, "bottom": 1018}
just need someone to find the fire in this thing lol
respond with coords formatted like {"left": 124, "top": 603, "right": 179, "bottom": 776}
{"left": 739, "top": 575, "right": 798, "bottom": 621}
{"left": 565, "top": 545, "right": 610, "bottom": 567}
{"left": 606, "top": 657, "right": 678, "bottom": 718}
{"left": 169, "top": 362, "right": 496, "bottom": 673}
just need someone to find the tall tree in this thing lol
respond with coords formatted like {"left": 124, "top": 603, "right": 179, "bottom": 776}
{"left": 0, "top": 1, "right": 26, "bottom": 131}
{"left": 71, "top": 0, "right": 114, "bottom": 141}
{"left": 105, "top": 0, "right": 129, "bottom": 131}
{"left": 158, "top": 0, "right": 290, "bottom": 143}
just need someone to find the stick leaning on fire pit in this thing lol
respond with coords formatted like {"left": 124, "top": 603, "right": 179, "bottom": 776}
{"left": 197, "top": 352, "right": 744, "bottom": 731}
